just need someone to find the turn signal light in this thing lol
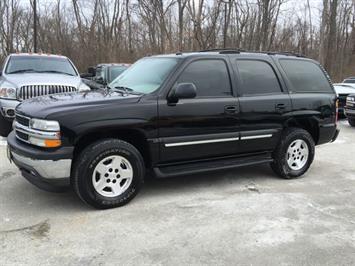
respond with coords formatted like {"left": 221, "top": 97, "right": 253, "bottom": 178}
{"left": 335, "top": 99, "right": 339, "bottom": 123}
{"left": 44, "top": 139, "right": 62, "bottom": 148}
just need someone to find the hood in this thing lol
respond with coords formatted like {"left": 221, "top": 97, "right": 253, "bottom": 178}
{"left": 333, "top": 84, "right": 355, "bottom": 95}
{"left": 16, "top": 89, "right": 142, "bottom": 118}
{"left": 2, "top": 73, "right": 81, "bottom": 88}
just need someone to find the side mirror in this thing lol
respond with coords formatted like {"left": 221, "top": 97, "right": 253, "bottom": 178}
{"left": 87, "top": 66, "right": 96, "bottom": 76}
{"left": 95, "top": 77, "right": 106, "bottom": 85}
{"left": 80, "top": 73, "right": 93, "bottom": 78}
{"left": 168, "top": 83, "right": 197, "bottom": 104}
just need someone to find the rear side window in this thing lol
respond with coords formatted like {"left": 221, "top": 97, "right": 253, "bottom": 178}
{"left": 235, "top": 60, "right": 282, "bottom": 95}
{"left": 279, "top": 59, "right": 333, "bottom": 93}
{"left": 176, "top": 59, "right": 232, "bottom": 97}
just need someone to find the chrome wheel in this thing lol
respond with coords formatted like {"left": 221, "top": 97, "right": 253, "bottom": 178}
{"left": 286, "top": 139, "right": 309, "bottom": 171}
{"left": 92, "top": 155, "right": 133, "bottom": 197}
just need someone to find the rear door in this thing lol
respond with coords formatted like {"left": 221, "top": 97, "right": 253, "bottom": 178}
{"left": 233, "top": 57, "right": 292, "bottom": 154}
{"left": 158, "top": 57, "right": 240, "bottom": 163}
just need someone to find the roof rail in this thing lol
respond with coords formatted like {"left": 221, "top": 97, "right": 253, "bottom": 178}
{"left": 266, "top": 51, "right": 306, "bottom": 58}
{"left": 199, "top": 48, "right": 246, "bottom": 54}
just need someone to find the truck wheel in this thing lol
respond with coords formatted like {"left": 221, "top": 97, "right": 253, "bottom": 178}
{"left": 270, "top": 128, "right": 315, "bottom": 179}
{"left": 0, "top": 115, "right": 12, "bottom": 137}
{"left": 72, "top": 139, "right": 145, "bottom": 209}
{"left": 348, "top": 118, "right": 355, "bottom": 127}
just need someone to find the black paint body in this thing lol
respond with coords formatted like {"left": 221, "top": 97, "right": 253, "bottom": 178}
{"left": 15, "top": 52, "right": 338, "bottom": 172}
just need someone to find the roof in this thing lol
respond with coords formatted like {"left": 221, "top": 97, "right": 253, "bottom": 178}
{"left": 10, "top": 53, "right": 67, "bottom": 58}
{"left": 151, "top": 49, "right": 308, "bottom": 59}
{"left": 96, "top": 63, "right": 131, "bottom": 67}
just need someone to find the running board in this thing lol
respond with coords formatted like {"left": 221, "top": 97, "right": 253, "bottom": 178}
{"left": 153, "top": 154, "right": 273, "bottom": 178}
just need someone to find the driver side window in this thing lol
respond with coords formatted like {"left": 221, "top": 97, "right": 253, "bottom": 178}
{"left": 176, "top": 59, "right": 232, "bottom": 97}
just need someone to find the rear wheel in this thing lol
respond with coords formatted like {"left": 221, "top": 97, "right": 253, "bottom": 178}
{"left": 348, "top": 118, "right": 355, "bottom": 127}
{"left": 270, "top": 128, "right": 315, "bottom": 179}
{"left": 72, "top": 139, "right": 145, "bottom": 209}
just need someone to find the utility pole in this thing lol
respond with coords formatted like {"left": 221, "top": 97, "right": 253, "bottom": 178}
{"left": 33, "top": 0, "right": 38, "bottom": 52}
{"left": 221, "top": 0, "right": 230, "bottom": 48}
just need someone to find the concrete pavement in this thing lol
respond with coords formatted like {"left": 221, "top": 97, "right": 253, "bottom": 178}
{"left": 0, "top": 120, "right": 355, "bottom": 265}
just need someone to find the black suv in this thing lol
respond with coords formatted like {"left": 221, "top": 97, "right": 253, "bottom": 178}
{"left": 7, "top": 50, "right": 339, "bottom": 209}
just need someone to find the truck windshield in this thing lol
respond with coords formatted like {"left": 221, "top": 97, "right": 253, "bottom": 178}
{"left": 5, "top": 56, "right": 77, "bottom": 76}
{"left": 109, "top": 57, "right": 179, "bottom": 94}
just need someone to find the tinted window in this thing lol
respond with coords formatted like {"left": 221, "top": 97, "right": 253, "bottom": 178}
{"left": 280, "top": 59, "right": 333, "bottom": 93}
{"left": 176, "top": 60, "right": 231, "bottom": 97}
{"left": 6, "top": 56, "right": 77, "bottom": 76}
{"left": 343, "top": 79, "right": 355, "bottom": 84}
{"left": 236, "top": 60, "right": 282, "bottom": 95}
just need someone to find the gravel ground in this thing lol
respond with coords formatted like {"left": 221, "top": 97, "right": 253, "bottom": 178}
{"left": 0, "top": 120, "right": 355, "bottom": 266}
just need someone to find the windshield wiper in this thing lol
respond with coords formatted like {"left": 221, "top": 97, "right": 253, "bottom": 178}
{"left": 7, "top": 69, "right": 37, "bottom": 74}
{"left": 112, "top": 86, "right": 143, "bottom": 95}
{"left": 37, "top": 70, "right": 75, "bottom": 76}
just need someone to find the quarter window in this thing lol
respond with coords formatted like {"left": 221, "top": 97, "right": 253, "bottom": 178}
{"left": 279, "top": 59, "right": 333, "bottom": 93}
{"left": 236, "top": 60, "right": 282, "bottom": 95}
{"left": 176, "top": 60, "right": 232, "bottom": 97}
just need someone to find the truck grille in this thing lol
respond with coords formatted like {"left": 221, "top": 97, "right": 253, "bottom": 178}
{"left": 14, "top": 114, "right": 32, "bottom": 143}
{"left": 15, "top": 114, "right": 30, "bottom": 127}
{"left": 18, "top": 85, "right": 76, "bottom": 100}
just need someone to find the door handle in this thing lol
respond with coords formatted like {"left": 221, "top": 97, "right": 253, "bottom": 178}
{"left": 224, "top": 105, "right": 238, "bottom": 114}
{"left": 275, "top": 103, "right": 286, "bottom": 112}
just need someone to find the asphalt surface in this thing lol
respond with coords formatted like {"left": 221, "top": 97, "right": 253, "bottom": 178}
{"left": 1, "top": 120, "right": 355, "bottom": 265}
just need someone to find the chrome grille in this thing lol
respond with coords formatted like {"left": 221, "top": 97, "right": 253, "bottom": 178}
{"left": 15, "top": 114, "right": 30, "bottom": 127}
{"left": 18, "top": 85, "right": 76, "bottom": 100}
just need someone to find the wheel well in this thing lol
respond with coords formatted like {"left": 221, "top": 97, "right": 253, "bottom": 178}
{"left": 286, "top": 118, "right": 319, "bottom": 144}
{"left": 73, "top": 129, "right": 151, "bottom": 167}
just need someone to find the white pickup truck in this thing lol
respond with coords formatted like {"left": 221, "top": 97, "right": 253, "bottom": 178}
{"left": 0, "top": 53, "right": 90, "bottom": 136}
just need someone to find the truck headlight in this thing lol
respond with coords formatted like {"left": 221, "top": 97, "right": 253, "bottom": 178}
{"left": 30, "top": 118, "right": 60, "bottom": 131}
{"left": 0, "top": 87, "right": 17, "bottom": 99}
{"left": 78, "top": 82, "right": 90, "bottom": 92}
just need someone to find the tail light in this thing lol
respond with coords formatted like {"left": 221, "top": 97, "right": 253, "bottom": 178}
{"left": 335, "top": 99, "right": 339, "bottom": 124}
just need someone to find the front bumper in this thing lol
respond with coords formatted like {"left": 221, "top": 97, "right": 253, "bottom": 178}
{"left": 344, "top": 107, "right": 355, "bottom": 118}
{"left": 7, "top": 131, "right": 73, "bottom": 192}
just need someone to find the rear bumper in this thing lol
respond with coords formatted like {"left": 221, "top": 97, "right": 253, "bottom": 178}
{"left": 7, "top": 131, "right": 73, "bottom": 192}
{"left": 331, "top": 128, "right": 340, "bottom": 142}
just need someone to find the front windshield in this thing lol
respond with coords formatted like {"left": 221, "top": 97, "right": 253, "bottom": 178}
{"left": 5, "top": 56, "right": 77, "bottom": 76}
{"left": 109, "top": 57, "right": 179, "bottom": 94}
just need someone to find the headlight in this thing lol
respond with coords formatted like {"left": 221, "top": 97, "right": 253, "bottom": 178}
{"left": 347, "top": 96, "right": 355, "bottom": 102}
{"left": 30, "top": 118, "right": 60, "bottom": 131}
{"left": 0, "top": 87, "right": 17, "bottom": 99}
{"left": 78, "top": 82, "right": 90, "bottom": 92}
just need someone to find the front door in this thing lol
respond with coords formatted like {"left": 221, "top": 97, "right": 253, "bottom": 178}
{"left": 158, "top": 58, "right": 240, "bottom": 164}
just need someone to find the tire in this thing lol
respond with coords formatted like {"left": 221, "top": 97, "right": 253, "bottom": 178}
{"left": 72, "top": 139, "right": 145, "bottom": 209}
{"left": 348, "top": 118, "right": 355, "bottom": 127}
{"left": 270, "top": 128, "right": 315, "bottom": 179}
{"left": 0, "top": 115, "right": 12, "bottom": 137}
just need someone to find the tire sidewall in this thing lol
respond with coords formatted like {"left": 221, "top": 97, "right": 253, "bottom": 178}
{"left": 74, "top": 140, "right": 144, "bottom": 208}
{"left": 279, "top": 130, "right": 315, "bottom": 178}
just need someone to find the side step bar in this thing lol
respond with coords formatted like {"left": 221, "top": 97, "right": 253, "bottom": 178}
{"left": 154, "top": 153, "right": 273, "bottom": 178}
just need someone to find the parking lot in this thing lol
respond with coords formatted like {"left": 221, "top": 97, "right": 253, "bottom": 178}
{"left": 0, "top": 120, "right": 354, "bottom": 265}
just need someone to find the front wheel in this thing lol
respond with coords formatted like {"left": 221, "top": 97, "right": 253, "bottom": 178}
{"left": 348, "top": 118, "right": 355, "bottom": 127}
{"left": 270, "top": 128, "right": 315, "bottom": 179}
{"left": 72, "top": 139, "right": 145, "bottom": 209}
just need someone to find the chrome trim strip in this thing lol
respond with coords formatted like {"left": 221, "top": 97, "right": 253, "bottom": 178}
{"left": 165, "top": 137, "right": 239, "bottom": 147}
{"left": 15, "top": 122, "right": 59, "bottom": 139}
{"left": 240, "top": 134, "right": 273, "bottom": 140}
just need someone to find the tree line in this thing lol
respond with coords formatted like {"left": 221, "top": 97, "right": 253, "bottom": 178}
{"left": 0, "top": 0, "right": 353, "bottom": 81}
